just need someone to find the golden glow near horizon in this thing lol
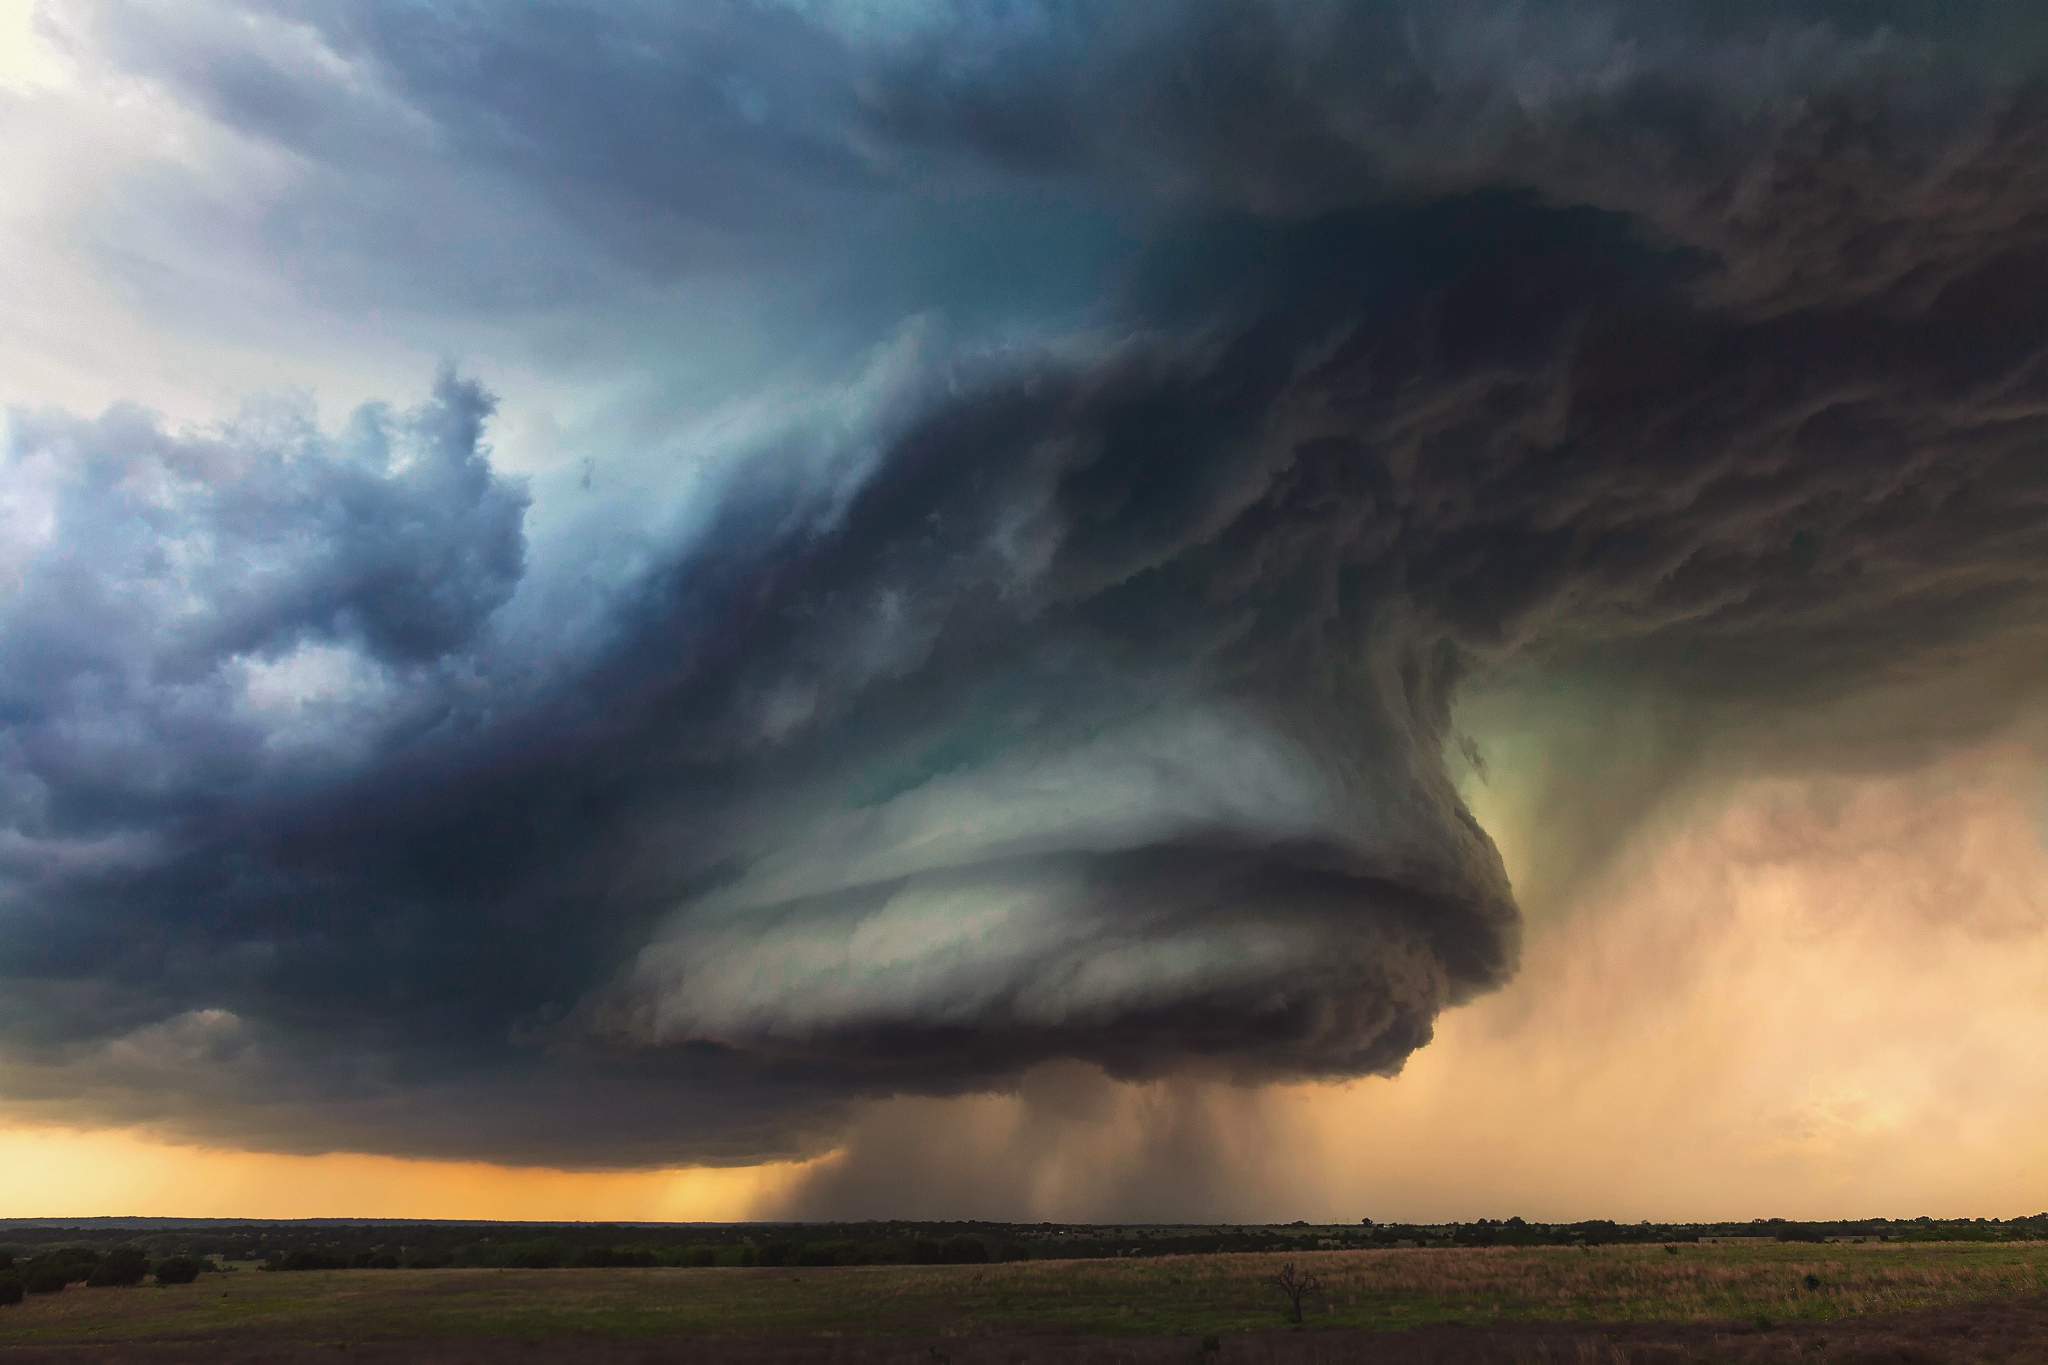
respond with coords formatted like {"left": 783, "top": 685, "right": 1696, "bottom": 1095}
{"left": 0, "top": 1128, "right": 815, "bottom": 1222}
{"left": 4, "top": 743, "right": 2042, "bottom": 1223}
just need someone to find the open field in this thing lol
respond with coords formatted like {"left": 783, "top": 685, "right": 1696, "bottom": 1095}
{"left": 0, "top": 1243, "right": 2042, "bottom": 1362}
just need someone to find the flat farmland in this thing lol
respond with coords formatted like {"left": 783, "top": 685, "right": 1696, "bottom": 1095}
{"left": 0, "top": 1243, "right": 2043, "bottom": 1363}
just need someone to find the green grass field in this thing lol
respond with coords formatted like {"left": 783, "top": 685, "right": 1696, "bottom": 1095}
{"left": 0, "top": 1241, "right": 2042, "bottom": 1347}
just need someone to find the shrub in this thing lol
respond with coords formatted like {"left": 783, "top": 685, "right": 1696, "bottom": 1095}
{"left": 672, "top": 1245, "right": 719, "bottom": 1267}
{"left": 938, "top": 1237, "right": 988, "bottom": 1265}
{"left": 87, "top": 1249, "right": 151, "bottom": 1287}
{"left": 0, "top": 1275, "right": 21, "bottom": 1306}
{"left": 1265, "top": 1261, "right": 1322, "bottom": 1325}
{"left": 403, "top": 1250, "right": 451, "bottom": 1269}
{"left": 505, "top": 1241, "right": 565, "bottom": 1269}
{"left": 24, "top": 1249, "right": 99, "bottom": 1289}
{"left": 0, "top": 1252, "right": 12, "bottom": 1272}
{"left": 568, "top": 1246, "right": 650, "bottom": 1268}
{"left": 796, "top": 1240, "right": 863, "bottom": 1267}
{"left": 264, "top": 1250, "right": 346, "bottom": 1272}
{"left": 347, "top": 1251, "right": 400, "bottom": 1269}
{"left": 153, "top": 1256, "right": 207, "bottom": 1286}
{"left": 25, "top": 1267, "right": 70, "bottom": 1294}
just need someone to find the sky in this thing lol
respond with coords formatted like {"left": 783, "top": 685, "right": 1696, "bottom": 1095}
{"left": 0, "top": 0, "right": 2043, "bottom": 1223}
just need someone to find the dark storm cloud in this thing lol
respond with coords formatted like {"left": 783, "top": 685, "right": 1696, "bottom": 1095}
{"left": 1, "top": 1, "right": 2041, "bottom": 1166}
{"left": 147, "top": 0, "right": 876, "bottom": 257}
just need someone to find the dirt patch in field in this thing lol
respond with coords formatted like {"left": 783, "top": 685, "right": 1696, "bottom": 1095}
{"left": 0, "top": 1296, "right": 2041, "bottom": 1365}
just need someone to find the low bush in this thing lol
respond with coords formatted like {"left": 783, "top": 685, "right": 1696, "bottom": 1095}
{"left": 795, "top": 1240, "right": 864, "bottom": 1267}
{"left": 505, "top": 1241, "right": 565, "bottom": 1269}
{"left": 570, "top": 1247, "right": 660, "bottom": 1268}
{"left": 25, "top": 1267, "right": 70, "bottom": 1294}
{"left": 938, "top": 1237, "right": 989, "bottom": 1265}
{"left": 0, "top": 1274, "right": 21, "bottom": 1306}
{"left": 152, "top": 1256, "right": 208, "bottom": 1285}
{"left": 23, "top": 1249, "right": 99, "bottom": 1290}
{"left": 263, "top": 1250, "right": 347, "bottom": 1272}
{"left": 86, "top": 1248, "right": 150, "bottom": 1287}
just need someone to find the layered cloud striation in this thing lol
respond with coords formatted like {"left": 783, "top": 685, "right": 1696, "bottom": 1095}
{"left": 0, "top": 0, "right": 2041, "bottom": 1167}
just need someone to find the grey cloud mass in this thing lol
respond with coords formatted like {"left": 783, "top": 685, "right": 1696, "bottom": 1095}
{"left": 0, "top": 0, "right": 2041, "bottom": 1167}
{"left": 0, "top": 373, "right": 524, "bottom": 816}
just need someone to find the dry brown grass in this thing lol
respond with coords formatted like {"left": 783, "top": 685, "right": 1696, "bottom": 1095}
{"left": 0, "top": 1242, "right": 2038, "bottom": 1351}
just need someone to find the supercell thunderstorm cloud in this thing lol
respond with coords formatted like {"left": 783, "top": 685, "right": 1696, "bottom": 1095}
{"left": 0, "top": 1, "right": 2043, "bottom": 1176}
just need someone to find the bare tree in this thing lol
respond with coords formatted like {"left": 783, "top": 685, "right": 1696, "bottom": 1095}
{"left": 1265, "top": 1260, "right": 1322, "bottom": 1324}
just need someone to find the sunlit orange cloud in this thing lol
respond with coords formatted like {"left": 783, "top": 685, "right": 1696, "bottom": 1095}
{"left": 0, "top": 1129, "right": 816, "bottom": 1221}
{"left": 1275, "top": 744, "right": 2048, "bottom": 1222}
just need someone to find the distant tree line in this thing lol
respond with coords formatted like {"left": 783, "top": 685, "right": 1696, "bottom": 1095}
{"left": 4, "top": 1212, "right": 2043, "bottom": 1287}
{"left": 1352, "top": 1215, "right": 2048, "bottom": 1250}
{"left": 258, "top": 1234, "right": 996, "bottom": 1271}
